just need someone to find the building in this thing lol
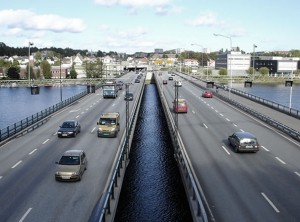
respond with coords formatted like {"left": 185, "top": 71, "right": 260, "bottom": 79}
{"left": 215, "top": 51, "right": 251, "bottom": 76}
{"left": 154, "top": 49, "right": 163, "bottom": 54}
{"left": 253, "top": 56, "right": 300, "bottom": 76}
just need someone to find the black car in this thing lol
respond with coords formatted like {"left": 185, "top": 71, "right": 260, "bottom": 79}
{"left": 57, "top": 120, "right": 81, "bottom": 138}
{"left": 124, "top": 92, "right": 134, "bottom": 101}
{"left": 135, "top": 79, "right": 140, "bottom": 83}
{"left": 228, "top": 131, "right": 259, "bottom": 153}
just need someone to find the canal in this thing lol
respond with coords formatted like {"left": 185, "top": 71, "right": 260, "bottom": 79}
{"left": 114, "top": 84, "right": 193, "bottom": 221}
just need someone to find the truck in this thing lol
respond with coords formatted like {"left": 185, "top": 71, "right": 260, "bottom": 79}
{"left": 96, "top": 112, "right": 120, "bottom": 137}
{"left": 102, "top": 82, "right": 118, "bottom": 98}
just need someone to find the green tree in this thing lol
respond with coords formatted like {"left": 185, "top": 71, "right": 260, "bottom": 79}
{"left": 219, "top": 68, "right": 227, "bottom": 75}
{"left": 69, "top": 66, "right": 77, "bottom": 79}
{"left": 25, "top": 64, "right": 35, "bottom": 79}
{"left": 7, "top": 66, "right": 20, "bottom": 79}
{"left": 34, "top": 51, "right": 42, "bottom": 61}
{"left": 40, "top": 60, "right": 52, "bottom": 79}
{"left": 246, "top": 67, "right": 255, "bottom": 75}
{"left": 259, "top": 67, "right": 269, "bottom": 75}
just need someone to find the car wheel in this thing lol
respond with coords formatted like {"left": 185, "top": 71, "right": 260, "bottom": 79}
{"left": 234, "top": 145, "right": 239, "bottom": 153}
{"left": 74, "top": 132, "right": 77, "bottom": 137}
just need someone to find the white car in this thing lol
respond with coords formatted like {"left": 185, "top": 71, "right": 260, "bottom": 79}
{"left": 175, "top": 80, "right": 182, "bottom": 87}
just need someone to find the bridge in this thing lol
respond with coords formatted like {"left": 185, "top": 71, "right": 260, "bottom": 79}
{"left": 0, "top": 70, "right": 300, "bottom": 221}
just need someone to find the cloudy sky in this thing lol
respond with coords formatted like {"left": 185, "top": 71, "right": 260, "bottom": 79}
{"left": 0, "top": 0, "right": 299, "bottom": 54}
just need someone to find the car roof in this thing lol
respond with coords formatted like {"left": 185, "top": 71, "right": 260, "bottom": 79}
{"left": 234, "top": 132, "right": 256, "bottom": 139}
{"left": 176, "top": 98, "right": 186, "bottom": 102}
{"left": 63, "top": 150, "right": 84, "bottom": 156}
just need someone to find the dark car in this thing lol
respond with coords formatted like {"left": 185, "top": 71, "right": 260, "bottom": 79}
{"left": 116, "top": 81, "right": 124, "bottom": 90}
{"left": 202, "top": 90, "right": 213, "bottom": 98}
{"left": 55, "top": 150, "right": 87, "bottom": 181}
{"left": 228, "top": 131, "right": 260, "bottom": 153}
{"left": 168, "top": 76, "right": 173, "bottom": 80}
{"left": 57, "top": 120, "right": 81, "bottom": 138}
{"left": 124, "top": 92, "right": 134, "bottom": 101}
{"left": 135, "top": 78, "right": 140, "bottom": 83}
{"left": 163, "top": 80, "right": 167, "bottom": 85}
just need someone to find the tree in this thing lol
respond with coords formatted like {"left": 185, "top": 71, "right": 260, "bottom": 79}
{"left": 259, "top": 67, "right": 269, "bottom": 76}
{"left": 7, "top": 66, "right": 20, "bottom": 79}
{"left": 246, "top": 67, "right": 255, "bottom": 75}
{"left": 25, "top": 64, "right": 35, "bottom": 79}
{"left": 69, "top": 66, "right": 77, "bottom": 79}
{"left": 34, "top": 51, "right": 42, "bottom": 61}
{"left": 40, "top": 60, "right": 52, "bottom": 79}
{"left": 219, "top": 68, "right": 227, "bottom": 75}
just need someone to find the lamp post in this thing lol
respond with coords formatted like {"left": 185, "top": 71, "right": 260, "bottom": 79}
{"left": 213, "top": 33, "right": 232, "bottom": 98}
{"left": 28, "top": 42, "right": 34, "bottom": 87}
{"left": 253, "top": 44, "right": 257, "bottom": 79}
{"left": 191, "top": 43, "right": 208, "bottom": 79}
{"left": 60, "top": 54, "right": 62, "bottom": 101}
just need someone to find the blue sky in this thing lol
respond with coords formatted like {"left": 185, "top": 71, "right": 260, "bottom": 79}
{"left": 0, "top": 0, "right": 299, "bottom": 54}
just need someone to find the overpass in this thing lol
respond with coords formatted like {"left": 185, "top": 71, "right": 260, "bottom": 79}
{"left": 0, "top": 70, "right": 300, "bottom": 221}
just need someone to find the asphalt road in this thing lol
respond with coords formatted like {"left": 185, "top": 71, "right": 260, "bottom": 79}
{"left": 158, "top": 71, "right": 300, "bottom": 222}
{"left": 0, "top": 71, "right": 144, "bottom": 222}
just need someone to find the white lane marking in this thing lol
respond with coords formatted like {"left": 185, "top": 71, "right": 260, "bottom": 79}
{"left": 220, "top": 114, "right": 224, "bottom": 117}
{"left": 261, "top": 146, "right": 270, "bottom": 152}
{"left": 295, "top": 172, "right": 300, "bottom": 177}
{"left": 240, "top": 129, "right": 244, "bottom": 132}
{"left": 225, "top": 118, "right": 230, "bottom": 122}
{"left": 211, "top": 107, "right": 214, "bottom": 110}
{"left": 29, "top": 149, "right": 37, "bottom": 155}
{"left": 192, "top": 110, "right": 195, "bottom": 114}
{"left": 203, "top": 123, "right": 208, "bottom": 128}
{"left": 275, "top": 157, "right": 286, "bottom": 165}
{"left": 261, "top": 192, "right": 280, "bottom": 213}
{"left": 215, "top": 110, "right": 219, "bottom": 113}
{"left": 19, "top": 208, "right": 33, "bottom": 222}
{"left": 12, "top": 160, "right": 22, "bottom": 169}
{"left": 69, "top": 109, "right": 80, "bottom": 113}
{"left": 91, "top": 127, "right": 96, "bottom": 133}
{"left": 76, "top": 115, "right": 80, "bottom": 119}
{"left": 233, "top": 123, "right": 238, "bottom": 127}
{"left": 42, "top": 139, "right": 49, "bottom": 144}
{"left": 0, "top": 176, "right": 3, "bottom": 180}
{"left": 222, "top": 146, "right": 231, "bottom": 155}
{"left": 81, "top": 112, "right": 85, "bottom": 114}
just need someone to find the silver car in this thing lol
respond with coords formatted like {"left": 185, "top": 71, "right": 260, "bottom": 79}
{"left": 55, "top": 150, "right": 87, "bottom": 181}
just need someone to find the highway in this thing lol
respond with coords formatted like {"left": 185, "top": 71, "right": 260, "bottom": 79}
{"left": 0, "top": 71, "right": 144, "bottom": 222}
{"left": 157, "top": 71, "right": 300, "bottom": 222}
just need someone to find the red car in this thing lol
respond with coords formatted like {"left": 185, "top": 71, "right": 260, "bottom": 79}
{"left": 173, "top": 99, "right": 188, "bottom": 113}
{"left": 202, "top": 90, "right": 213, "bottom": 98}
{"left": 163, "top": 80, "right": 168, "bottom": 85}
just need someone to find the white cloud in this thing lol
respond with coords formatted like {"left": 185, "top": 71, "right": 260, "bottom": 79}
{"left": 0, "top": 9, "right": 86, "bottom": 34}
{"left": 116, "top": 27, "right": 147, "bottom": 39}
{"left": 94, "top": 0, "right": 171, "bottom": 7}
{"left": 187, "top": 11, "right": 225, "bottom": 27}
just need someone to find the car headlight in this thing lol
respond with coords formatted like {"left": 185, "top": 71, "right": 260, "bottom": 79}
{"left": 72, "top": 172, "right": 79, "bottom": 176}
{"left": 98, "top": 127, "right": 103, "bottom": 131}
{"left": 110, "top": 127, "right": 116, "bottom": 132}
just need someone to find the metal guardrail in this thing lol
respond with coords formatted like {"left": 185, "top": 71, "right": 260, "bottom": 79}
{"left": 0, "top": 91, "right": 88, "bottom": 144}
{"left": 90, "top": 80, "right": 145, "bottom": 222}
{"left": 155, "top": 74, "right": 209, "bottom": 222}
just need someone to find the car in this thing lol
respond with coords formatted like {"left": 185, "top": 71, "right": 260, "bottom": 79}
{"left": 175, "top": 80, "right": 182, "bottom": 87}
{"left": 168, "top": 76, "right": 173, "bottom": 80}
{"left": 124, "top": 92, "right": 134, "bottom": 101}
{"left": 173, "top": 99, "right": 188, "bottom": 113}
{"left": 135, "top": 78, "right": 140, "bottom": 83}
{"left": 163, "top": 80, "right": 167, "bottom": 85}
{"left": 57, "top": 120, "right": 81, "bottom": 138}
{"left": 55, "top": 150, "right": 87, "bottom": 181}
{"left": 202, "top": 90, "right": 213, "bottom": 98}
{"left": 228, "top": 131, "right": 260, "bottom": 153}
{"left": 116, "top": 81, "right": 124, "bottom": 90}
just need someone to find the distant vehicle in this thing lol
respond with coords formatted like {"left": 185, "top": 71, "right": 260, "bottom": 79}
{"left": 173, "top": 99, "right": 188, "bottom": 113}
{"left": 175, "top": 80, "right": 182, "bottom": 87}
{"left": 57, "top": 120, "right": 81, "bottom": 138}
{"left": 228, "top": 132, "right": 260, "bottom": 153}
{"left": 124, "top": 92, "right": 134, "bottom": 101}
{"left": 168, "top": 76, "right": 173, "bottom": 80}
{"left": 135, "top": 78, "right": 140, "bottom": 83}
{"left": 103, "top": 82, "right": 118, "bottom": 98}
{"left": 202, "top": 90, "right": 213, "bottom": 98}
{"left": 55, "top": 150, "right": 87, "bottom": 181}
{"left": 97, "top": 112, "right": 120, "bottom": 137}
{"left": 163, "top": 80, "right": 167, "bottom": 85}
{"left": 116, "top": 81, "right": 124, "bottom": 90}
{"left": 171, "top": 73, "right": 175, "bottom": 76}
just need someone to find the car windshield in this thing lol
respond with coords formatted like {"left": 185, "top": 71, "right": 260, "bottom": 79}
{"left": 61, "top": 122, "right": 75, "bottom": 128}
{"left": 99, "top": 118, "right": 116, "bottom": 125}
{"left": 240, "top": 138, "right": 257, "bottom": 145}
{"left": 59, "top": 156, "right": 80, "bottom": 165}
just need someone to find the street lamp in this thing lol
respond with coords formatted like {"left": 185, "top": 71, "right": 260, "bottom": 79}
{"left": 253, "top": 44, "right": 257, "bottom": 79}
{"left": 213, "top": 33, "right": 232, "bottom": 98}
{"left": 28, "top": 42, "right": 34, "bottom": 87}
{"left": 191, "top": 43, "right": 208, "bottom": 79}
